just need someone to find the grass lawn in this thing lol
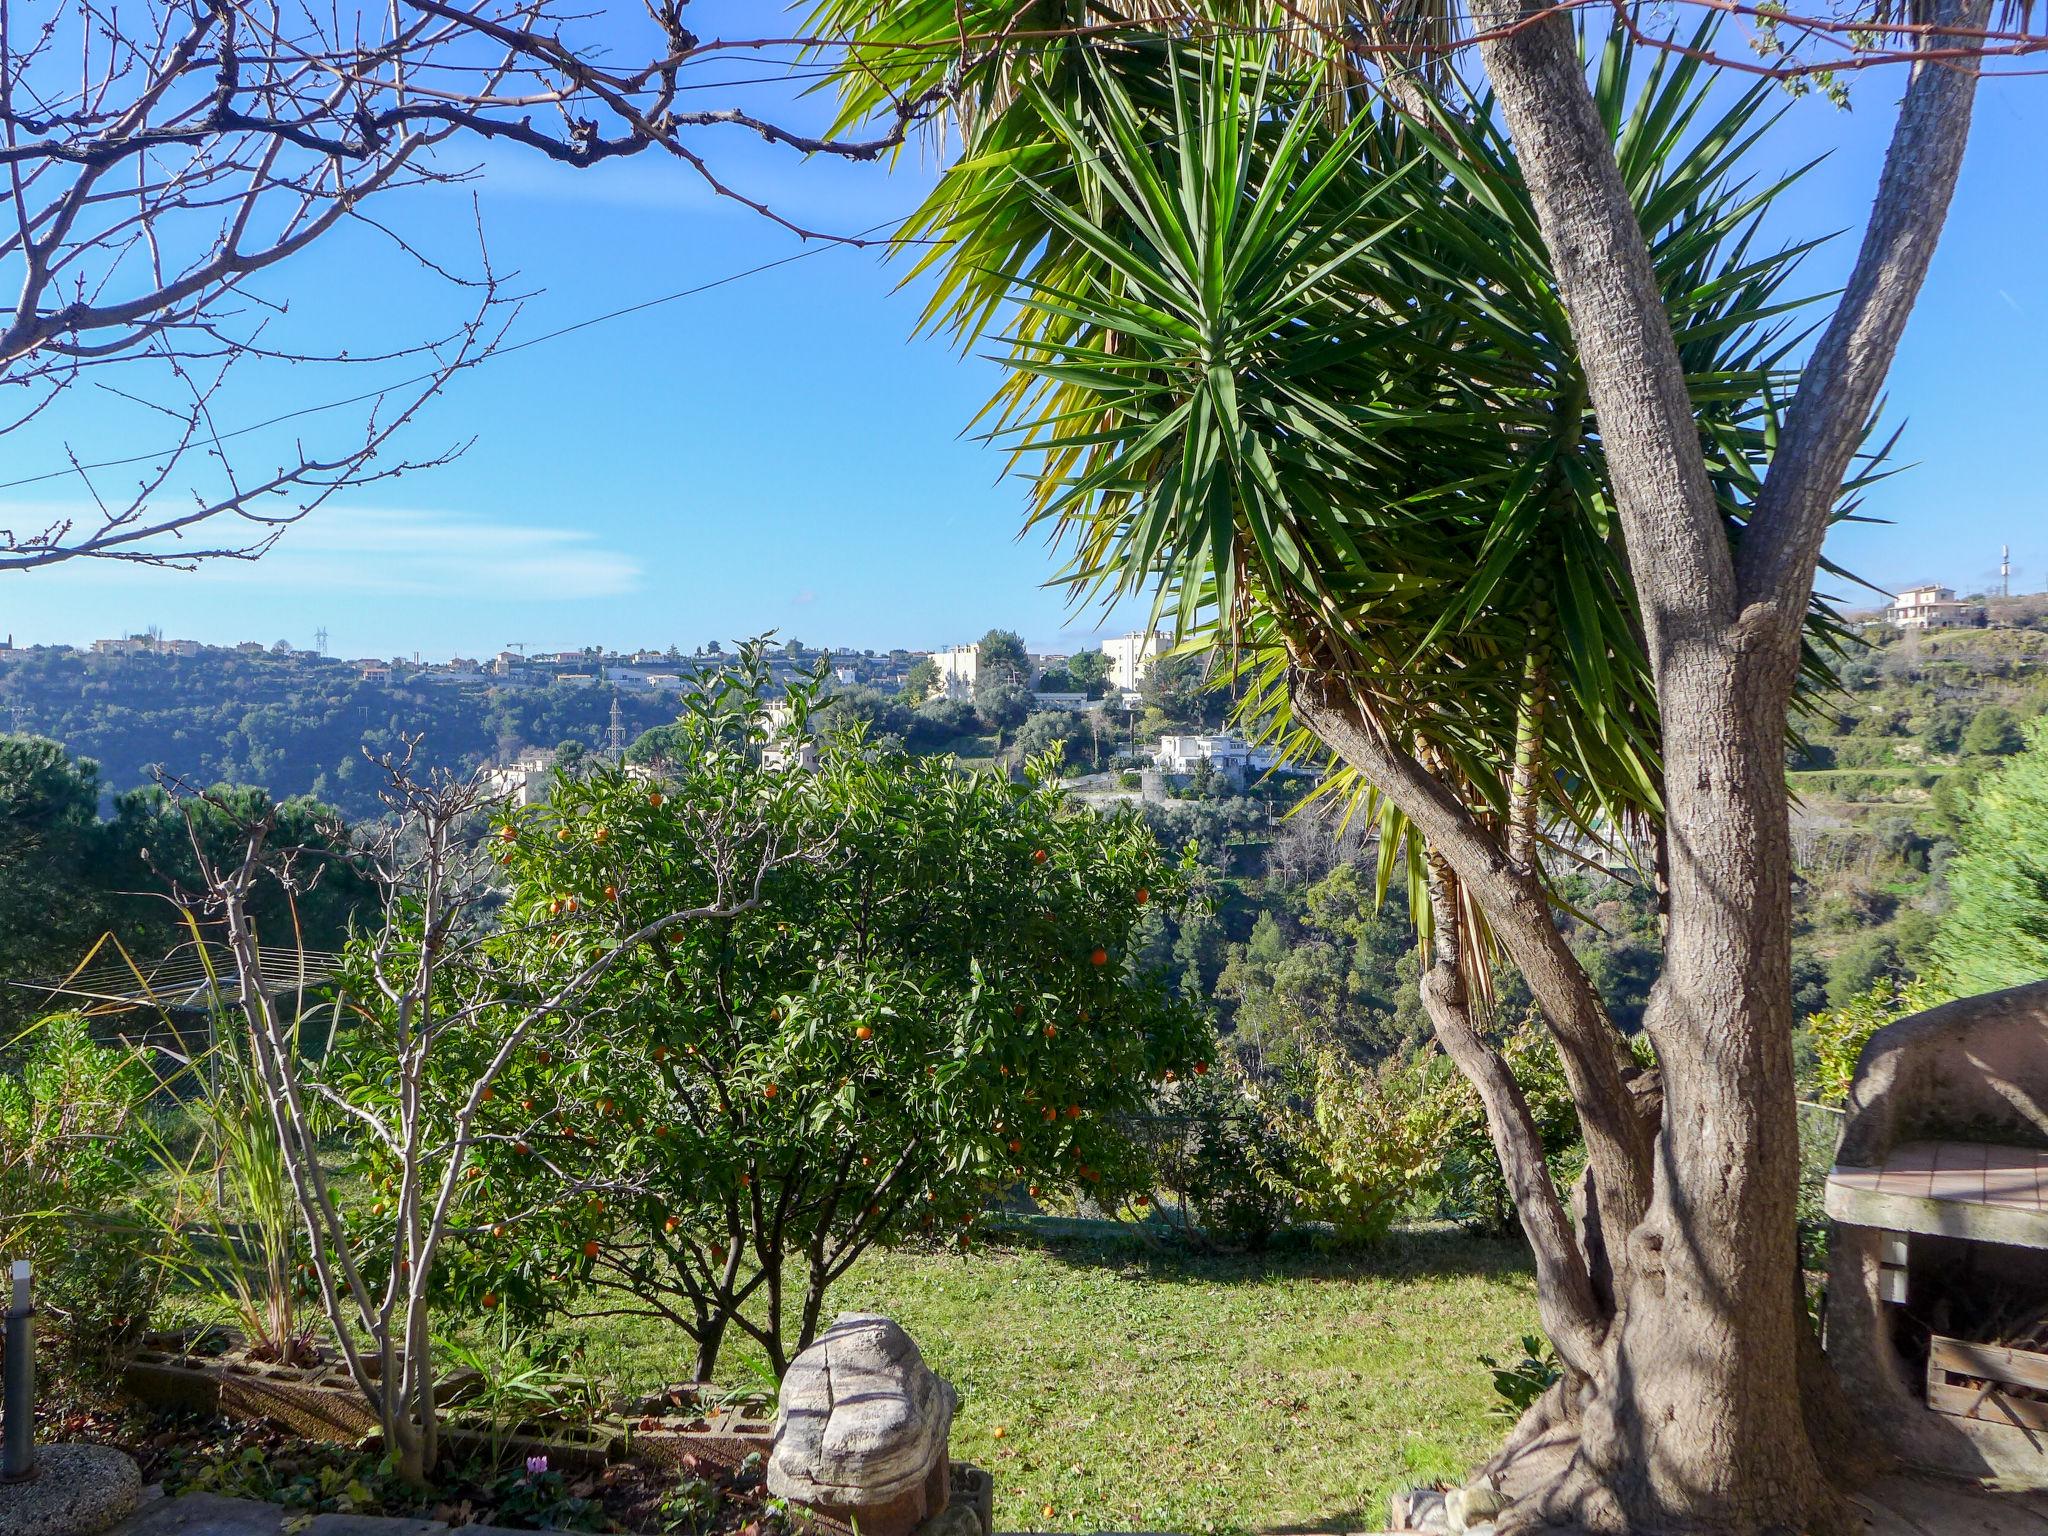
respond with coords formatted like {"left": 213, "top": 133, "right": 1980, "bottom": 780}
{"left": 578, "top": 1222, "right": 1539, "bottom": 1535}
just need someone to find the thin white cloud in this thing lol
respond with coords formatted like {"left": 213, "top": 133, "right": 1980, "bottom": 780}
{"left": 0, "top": 503, "right": 643, "bottom": 601}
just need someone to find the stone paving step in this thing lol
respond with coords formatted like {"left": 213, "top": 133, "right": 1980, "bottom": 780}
{"left": 107, "top": 1492, "right": 285, "bottom": 1535}
{"left": 105, "top": 1493, "right": 590, "bottom": 1535}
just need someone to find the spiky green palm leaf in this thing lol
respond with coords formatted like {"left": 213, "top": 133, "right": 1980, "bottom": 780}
{"left": 818, "top": 6, "right": 1867, "bottom": 950}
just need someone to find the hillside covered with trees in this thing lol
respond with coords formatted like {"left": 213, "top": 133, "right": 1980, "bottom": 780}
{"left": 0, "top": 647, "right": 683, "bottom": 819}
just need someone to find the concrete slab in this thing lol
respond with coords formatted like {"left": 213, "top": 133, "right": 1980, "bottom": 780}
{"left": 107, "top": 1491, "right": 286, "bottom": 1535}
{"left": 303, "top": 1517, "right": 447, "bottom": 1536}
{"left": 1826, "top": 1139, "right": 2048, "bottom": 1249}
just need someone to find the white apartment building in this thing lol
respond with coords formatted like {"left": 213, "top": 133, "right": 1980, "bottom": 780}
{"left": 1885, "top": 584, "right": 1984, "bottom": 632}
{"left": 481, "top": 753, "right": 558, "bottom": 807}
{"left": 1154, "top": 732, "right": 1279, "bottom": 786}
{"left": 1103, "top": 630, "right": 1168, "bottom": 691}
{"left": 1031, "top": 692, "right": 1091, "bottom": 712}
{"left": 931, "top": 644, "right": 980, "bottom": 700}
{"left": 762, "top": 701, "right": 819, "bottom": 773}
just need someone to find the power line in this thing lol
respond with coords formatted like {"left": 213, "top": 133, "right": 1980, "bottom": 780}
{"left": 0, "top": 218, "right": 906, "bottom": 496}
{"left": 0, "top": 29, "right": 1436, "bottom": 501}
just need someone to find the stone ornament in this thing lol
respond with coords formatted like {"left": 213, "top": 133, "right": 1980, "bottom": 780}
{"left": 768, "top": 1313, "right": 958, "bottom": 1536}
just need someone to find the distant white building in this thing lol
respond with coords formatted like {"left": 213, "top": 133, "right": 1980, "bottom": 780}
{"left": 1103, "top": 630, "right": 1168, "bottom": 691}
{"left": 762, "top": 702, "right": 819, "bottom": 773}
{"left": 931, "top": 644, "right": 980, "bottom": 701}
{"left": 1885, "top": 584, "right": 1984, "bottom": 632}
{"left": 1031, "top": 692, "right": 1091, "bottom": 713}
{"left": 91, "top": 636, "right": 154, "bottom": 656}
{"left": 482, "top": 753, "right": 558, "bottom": 806}
{"left": 1154, "top": 732, "right": 1280, "bottom": 787}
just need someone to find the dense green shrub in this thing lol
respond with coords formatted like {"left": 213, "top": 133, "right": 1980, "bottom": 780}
{"left": 419, "top": 661, "right": 1209, "bottom": 1376}
{"left": 0, "top": 1013, "right": 163, "bottom": 1381}
{"left": 1929, "top": 717, "right": 2048, "bottom": 994}
{"left": 1138, "top": 1066, "right": 1299, "bottom": 1250}
{"left": 1808, "top": 978, "right": 1938, "bottom": 1104}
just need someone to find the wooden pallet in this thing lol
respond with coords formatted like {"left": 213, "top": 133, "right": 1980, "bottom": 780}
{"left": 1928, "top": 1335, "right": 2048, "bottom": 1440}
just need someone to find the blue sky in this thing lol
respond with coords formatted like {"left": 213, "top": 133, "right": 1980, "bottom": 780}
{"left": 1, "top": 18, "right": 2042, "bottom": 661}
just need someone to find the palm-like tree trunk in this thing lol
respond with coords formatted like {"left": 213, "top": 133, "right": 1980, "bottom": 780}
{"left": 1437, "top": 0, "right": 1993, "bottom": 1527}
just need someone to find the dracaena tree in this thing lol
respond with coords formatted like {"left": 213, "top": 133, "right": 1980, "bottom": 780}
{"left": 450, "top": 657, "right": 1209, "bottom": 1378}
{"left": 809, "top": 0, "right": 2014, "bottom": 1526}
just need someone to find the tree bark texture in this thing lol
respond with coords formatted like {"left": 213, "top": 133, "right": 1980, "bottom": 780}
{"left": 1297, "top": 3, "right": 1990, "bottom": 1528}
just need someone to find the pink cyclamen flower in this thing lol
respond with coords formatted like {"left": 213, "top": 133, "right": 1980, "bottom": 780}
{"left": 526, "top": 1455, "right": 549, "bottom": 1477}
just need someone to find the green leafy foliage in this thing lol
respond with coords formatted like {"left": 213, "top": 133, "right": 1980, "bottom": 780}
{"left": 1928, "top": 716, "right": 2048, "bottom": 996}
{"left": 0, "top": 1013, "right": 164, "bottom": 1380}
{"left": 1807, "top": 977, "right": 1939, "bottom": 1105}
{"left": 818, "top": 9, "right": 1864, "bottom": 963}
{"left": 1478, "top": 1334, "right": 1563, "bottom": 1419}
{"left": 1133, "top": 1064, "right": 1300, "bottom": 1249}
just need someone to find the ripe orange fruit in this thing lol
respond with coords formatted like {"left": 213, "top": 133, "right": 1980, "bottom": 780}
{"left": 1032, "top": 848, "right": 1048, "bottom": 863}
{"left": 664, "top": 1215, "right": 680, "bottom": 1233}
{"left": 1013, "top": 1004, "right": 1027, "bottom": 1019}
{"left": 1008, "top": 1139, "right": 1022, "bottom": 1153}
{"left": 498, "top": 826, "right": 517, "bottom": 844}
{"left": 856, "top": 1025, "right": 873, "bottom": 1041}
{"left": 480, "top": 1086, "right": 494, "bottom": 1102}
{"left": 1066, "top": 1105, "right": 1081, "bottom": 1120}
{"left": 1029, "top": 1185, "right": 1040, "bottom": 1198}
{"left": 1162, "top": 1069, "right": 1177, "bottom": 1083}
{"left": 1136, "top": 887, "right": 1149, "bottom": 905}
{"left": 482, "top": 1291, "right": 499, "bottom": 1309}
{"left": 1194, "top": 1060, "right": 1210, "bottom": 1076}
{"left": 1043, "top": 1023, "right": 1058, "bottom": 1039}
{"left": 593, "top": 825, "right": 610, "bottom": 844}
{"left": 1090, "top": 947, "right": 1108, "bottom": 967}
{"left": 583, "top": 1240, "right": 600, "bottom": 1259}
{"left": 1043, "top": 1504, "right": 1056, "bottom": 1520}
{"left": 648, "top": 791, "right": 663, "bottom": 807}
{"left": 604, "top": 885, "right": 618, "bottom": 901}
{"left": 1135, "top": 1193, "right": 1151, "bottom": 1208}
{"left": 555, "top": 827, "right": 571, "bottom": 842}
{"left": 992, "top": 1426, "right": 1008, "bottom": 1440}
{"left": 1041, "top": 1106, "right": 1056, "bottom": 1122}
{"left": 537, "top": 1048, "right": 554, "bottom": 1065}
{"left": 763, "top": 1083, "right": 779, "bottom": 1099}
{"left": 492, "top": 1223, "right": 508, "bottom": 1238}
{"left": 654, "top": 1125, "right": 670, "bottom": 1139}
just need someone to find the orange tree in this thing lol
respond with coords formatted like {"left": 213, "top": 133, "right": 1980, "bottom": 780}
{"left": 443, "top": 664, "right": 1210, "bottom": 1378}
